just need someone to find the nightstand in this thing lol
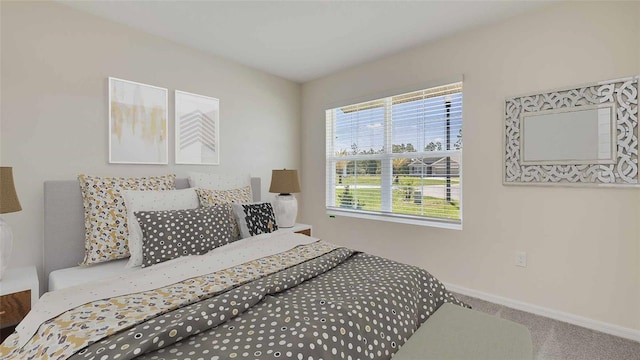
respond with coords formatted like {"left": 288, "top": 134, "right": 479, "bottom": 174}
{"left": 0, "top": 266, "right": 39, "bottom": 341}
{"left": 287, "top": 223, "right": 312, "bottom": 236}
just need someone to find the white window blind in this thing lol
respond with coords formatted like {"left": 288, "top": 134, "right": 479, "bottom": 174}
{"left": 325, "top": 82, "right": 463, "bottom": 229}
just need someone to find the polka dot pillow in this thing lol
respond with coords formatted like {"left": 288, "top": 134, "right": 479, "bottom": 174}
{"left": 78, "top": 174, "right": 176, "bottom": 265}
{"left": 122, "top": 188, "right": 200, "bottom": 268}
{"left": 231, "top": 202, "right": 278, "bottom": 238}
{"left": 195, "top": 186, "right": 252, "bottom": 241}
{"left": 135, "top": 205, "right": 232, "bottom": 267}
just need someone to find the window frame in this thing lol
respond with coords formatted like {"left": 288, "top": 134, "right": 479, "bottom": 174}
{"left": 325, "top": 83, "right": 463, "bottom": 230}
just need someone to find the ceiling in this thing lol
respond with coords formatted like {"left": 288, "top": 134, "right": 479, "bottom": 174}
{"left": 60, "top": 1, "right": 552, "bottom": 83}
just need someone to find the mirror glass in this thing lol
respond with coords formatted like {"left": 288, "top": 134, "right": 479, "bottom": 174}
{"left": 521, "top": 106, "right": 614, "bottom": 165}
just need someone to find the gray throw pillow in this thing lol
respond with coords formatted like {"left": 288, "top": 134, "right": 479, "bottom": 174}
{"left": 135, "top": 205, "right": 232, "bottom": 267}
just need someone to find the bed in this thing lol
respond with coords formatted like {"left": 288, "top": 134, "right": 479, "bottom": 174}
{"left": 42, "top": 177, "right": 262, "bottom": 290}
{"left": 0, "top": 175, "right": 532, "bottom": 359}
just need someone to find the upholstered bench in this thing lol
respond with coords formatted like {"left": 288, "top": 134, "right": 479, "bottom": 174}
{"left": 393, "top": 303, "right": 533, "bottom": 360}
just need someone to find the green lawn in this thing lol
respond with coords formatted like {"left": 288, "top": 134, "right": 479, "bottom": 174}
{"left": 336, "top": 187, "right": 460, "bottom": 220}
{"left": 338, "top": 175, "right": 460, "bottom": 186}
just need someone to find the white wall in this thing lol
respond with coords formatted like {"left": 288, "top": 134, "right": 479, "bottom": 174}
{"left": 0, "top": 1, "right": 301, "bottom": 290}
{"left": 301, "top": 1, "right": 640, "bottom": 333}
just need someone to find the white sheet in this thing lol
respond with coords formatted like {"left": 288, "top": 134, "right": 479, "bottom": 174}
{"left": 48, "top": 258, "right": 132, "bottom": 291}
{"left": 18, "top": 232, "right": 318, "bottom": 348}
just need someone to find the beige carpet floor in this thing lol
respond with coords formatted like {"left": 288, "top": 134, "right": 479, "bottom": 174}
{"left": 452, "top": 293, "right": 640, "bottom": 360}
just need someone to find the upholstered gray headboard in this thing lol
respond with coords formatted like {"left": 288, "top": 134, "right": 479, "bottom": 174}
{"left": 43, "top": 177, "right": 261, "bottom": 285}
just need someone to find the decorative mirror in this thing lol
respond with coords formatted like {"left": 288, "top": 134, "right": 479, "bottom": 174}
{"left": 504, "top": 76, "right": 638, "bottom": 186}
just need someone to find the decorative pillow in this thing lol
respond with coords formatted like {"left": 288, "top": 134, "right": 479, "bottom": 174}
{"left": 122, "top": 188, "right": 199, "bottom": 268}
{"left": 188, "top": 172, "right": 252, "bottom": 197}
{"left": 231, "top": 202, "right": 279, "bottom": 238}
{"left": 78, "top": 174, "right": 176, "bottom": 265}
{"left": 196, "top": 186, "right": 253, "bottom": 240}
{"left": 196, "top": 186, "right": 253, "bottom": 206}
{"left": 135, "top": 205, "right": 232, "bottom": 267}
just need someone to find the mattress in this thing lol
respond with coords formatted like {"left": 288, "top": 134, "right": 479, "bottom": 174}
{"left": 46, "top": 227, "right": 307, "bottom": 292}
{"left": 48, "top": 258, "right": 132, "bottom": 291}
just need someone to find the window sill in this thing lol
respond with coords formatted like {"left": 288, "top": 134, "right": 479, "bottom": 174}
{"left": 326, "top": 208, "right": 462, "bottom": 230}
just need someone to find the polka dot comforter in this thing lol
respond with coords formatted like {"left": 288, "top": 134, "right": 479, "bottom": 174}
{"left": 3, "top": 242, "right": 466, "bottom": 360}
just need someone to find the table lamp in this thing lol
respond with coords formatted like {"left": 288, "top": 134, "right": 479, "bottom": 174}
{"left": 0, "top": 167, "right": 22, "bottom": 280}
{"left": 269, "top": 169, "right": 300, "bottom": 228}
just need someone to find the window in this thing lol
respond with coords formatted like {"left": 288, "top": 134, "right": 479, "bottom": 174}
{"left": 325, "top": 82, "right": 463, "bottom": 229}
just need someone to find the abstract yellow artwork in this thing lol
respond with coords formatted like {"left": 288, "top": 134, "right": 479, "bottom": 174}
{"left": 109, "top": 77, "right": 168, "bottom": 164}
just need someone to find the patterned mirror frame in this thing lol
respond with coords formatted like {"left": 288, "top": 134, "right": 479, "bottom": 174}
{"left": 504, "top": 76, "right": 639, "bottom": 186}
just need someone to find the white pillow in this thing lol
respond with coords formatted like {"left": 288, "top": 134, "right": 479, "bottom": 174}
{"left": 188, "top": 172, "right": 252, "bottom": 193}
{"left": 122, "top": 188, "right": 199, "bottom": 268}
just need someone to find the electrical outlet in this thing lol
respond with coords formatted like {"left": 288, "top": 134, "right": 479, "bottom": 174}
{"left": 515, "top": 251, "right": 527, "bottom": 267}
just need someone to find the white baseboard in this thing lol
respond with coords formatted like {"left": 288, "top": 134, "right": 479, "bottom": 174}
{"left": 444, "top": 282, "right": 640, "bottom": 343}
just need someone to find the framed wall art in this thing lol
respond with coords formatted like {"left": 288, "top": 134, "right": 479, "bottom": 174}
{"left": 504, "top": 76, "right": 639, "bottom": 187}
{"left": 175, "top": 90, "right": 220, "bottom": 165}
{"left": 109, "top": 77, "right": 168, "bottom": 164}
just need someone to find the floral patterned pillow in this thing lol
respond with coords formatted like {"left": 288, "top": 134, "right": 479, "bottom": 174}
{"left": 195, "top": 186, "right": 252, "bottom": 241}
{"left": 195, "top": 186, "right": 252, "bottom": 206}
{"left": 231, "top": 202, "right": 278, "bottom": 238}
{"left": 78, "top": 174, "right": 176, "bottom": 265}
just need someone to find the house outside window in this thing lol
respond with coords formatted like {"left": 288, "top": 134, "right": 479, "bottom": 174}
{"left": 325, "top": 82, "right": 463, "bottom": 229}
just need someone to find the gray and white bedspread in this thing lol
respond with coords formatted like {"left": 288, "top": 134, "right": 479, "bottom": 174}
{"left": 1, "top": 237, "right": 465, "bottom": 360}
{"left": 73, "top": 249, "right": 464, "bottom": 359}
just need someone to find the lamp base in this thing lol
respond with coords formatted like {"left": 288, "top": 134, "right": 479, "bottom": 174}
{"left": 273, "top": 194, "right": 298, "bottom": 228}
{"left": 0, "top": 217, "right": 13, "bottom": 280}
